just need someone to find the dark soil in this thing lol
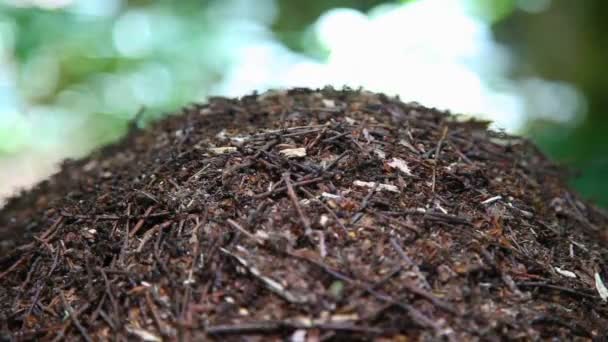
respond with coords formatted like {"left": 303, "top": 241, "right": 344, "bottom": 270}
{"left": 1, "top": 87, "right": 608, "bottom": 341}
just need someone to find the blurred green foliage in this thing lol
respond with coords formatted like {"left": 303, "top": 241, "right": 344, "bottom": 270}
{"left": 0, "top": 0, "right": 606, "bottom": 207}
{"left": 494, "top": 0, "right": 608, "bottom": 206}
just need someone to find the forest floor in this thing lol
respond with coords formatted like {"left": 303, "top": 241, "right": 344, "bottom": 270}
{"left": 1, "top": 87, "right": 607, "bottom": 341}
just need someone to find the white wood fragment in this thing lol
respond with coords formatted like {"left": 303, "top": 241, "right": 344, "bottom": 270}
{"left": 299, "top": 199, "right": 312, "bottom": 206}
{"left": 374, "top": 149, "right": 386, "bottom": 159}
{"left": 126, "top": 326, "right": 162, "bottom": 342}
{"left": 554, "top": 267, "right": 577, "bottom": 278}
{"left": 254, "top": 230, "right": 269, "bottom": 240}
{"left": 184, "top": 270, "right": 195, "bottom": 285}
{"left": 291, "top": 329, "right": 307, "bottom": 342}
{"left": 345, "top": 117, "right": 356, "bottom": 124}
{"left": 279, "top": 147, "right": 307, "bottom": 158}
{"left": 353, "top": 180, "right": 399, "bottom": 193}
{"left": 490, "top": 137, "right": 521, "bottom": 146}
{"left": 209, "top": 146, "right": 237, "bottom": 155}
{"left": 362, "top": 128, "right": 373, "bottom": 143}
{"left": 595, "top": 272, "right": 608, "bottom": 301}
{"left": 319, "top": 214, "right": 330, "bottom": 227}
{"left": 387, "top": 158, "right": 412, "bottom": 175}
{"left": 322, "top": 99, "right": 335, "bottom": 108}
{"left": 215, "top": 129, "right": 228, "bottom": 139}
{"left": 321, "top": 192, "right": 341, "bottom": 199}
{"left": 230, "top": 136, "right": 249, "bottom": 145}
{"left": 436, "top": 203, "right": 448, "bottom": 214}
{"left": 330, "top": 313, "right": 359, "bottom": 322}
{"left": 482, "top": 195, "right": 502, "bottom": 205}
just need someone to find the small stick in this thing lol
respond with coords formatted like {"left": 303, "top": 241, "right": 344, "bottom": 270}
{"left": 226, "top": 219, "right": 264, "bottom": 245}
{"left": 59, "top": 291, "right": 92, "bottom": 342}
{"left": 390, "top": 209, "right": 472, "bottom": 226}
{"left": 306, "top": 126, "right": 328, "bottom": 149}
{"left": 350, "top": 183, "right": 377, "bottom": 224}
{"left": 130, "top": 206, "right": 155, "bottom": 237}
{"left": 20, "top": 283, "right": 43, "bottom": 331}
{"left": 221, "top": 248, "right": 308, "bottom": 304}
{"left": 374, "top": 212, "right": 421, "bottom": 234}
{"left": 432, "top": 126, "right": 448, "bottom": 193}
{"left": 283, "top": 172, "right": 312, "bottom": 233}
{"left": 323, "top": 150, "right": 350, "bottom": 172}
{"left": 207, "top": 321, "right": 384, "bottom": 335}
{"left": 390, "top": 238, "right": 431, "bottom": 289}
{"left": 145, "top": 291, "right": 166, "bottom": 338}
{"left": 322, "top": 132, "right": 350, "bottom": 143}
{"left": 253, "top": 176, "right": 326, "bottom": 199}
{"left": 446, "top": 141, "right": 473, "bottom": 164}
{"left": 119, "top": 204, "right": 131, "bottom": 266}
{"left": 0, "top": 255, "right": 29, "bottom": 281}
{"left": 517, "top": 281, "right": 597, "bottom": 299}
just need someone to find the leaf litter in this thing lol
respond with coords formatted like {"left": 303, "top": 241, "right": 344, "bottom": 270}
{"left": 0, "top": 87, "right": 607, "bottom": 340}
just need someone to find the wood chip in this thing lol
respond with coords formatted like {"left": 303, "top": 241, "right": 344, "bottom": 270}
{"left": 209, "top": 146, "right": 237, "bottom": 154}
{"left": 353, "top": 180, "right": 399, "bottom": 193}
{"left": 554, "top": 267, "right": 577, "bottom": 278}
{"left": 387, "top": 158, "right": 412, "bottom": 176}
{"left": 280, "top": 147, "right": 307, "bottom": 158}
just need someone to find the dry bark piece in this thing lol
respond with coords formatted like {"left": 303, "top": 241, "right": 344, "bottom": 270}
{"left": 279, "top": 147, "right": 307, "bottom": 158}
{"left": 387, "top": 157, "right": 412, "bottom": 176}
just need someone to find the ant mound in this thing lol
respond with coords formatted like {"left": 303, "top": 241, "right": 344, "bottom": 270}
{"left": 1, "top": 88, "right": 607, "bottom": 340}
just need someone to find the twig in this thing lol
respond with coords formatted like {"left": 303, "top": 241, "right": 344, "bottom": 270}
{"left": 480, "top": 248, "right": 523, "bottom": 297}
{"left": 145, "top": 291, "right": 166, "bottom": 338}
{"left": 531, "top": 316, "right": 592, "bottom": 338}
{"left": 322, "top": 132, "right": 350, "bottom": 143}
{"left": 283, "top": 172, "right": 312, "bottom": 233}
{"left": 0, "top": 255, "right": 29, "bottom": 281}
{"left": 135, "top": 189, "right": 160, "bottom": 204}
{"left": 226, "top": 219, "right": 264, "bottom": 245}
{"left": 322, "top": 151, "right": 350, "bottom": 172}
{"left": 390, "top": 238, "right": 431, "bottom": 289}
{"left": 130, "top": 206, "right": 156, "bottom": 237}
{"left": 350, "top": 183, "right": 377, "bottom": 224}
{"left": 517, "top": 281, "right": 598, "bottom": 299}
{"left": 374, "top": 213, "right": 421, "bottom": 234}
{"left": 136, "top": 221, "right": 172, "bottom": 252}
{"left": 59, "top": 291, "right": 92, "bottom": 342}
{"left": 206, "top": 320, "right": 384, "bottom": 335}
{"left": 20, "top": 283, "right": 43, "bottom": 331}
{"left": 431, "top": 126, "right": 448, "bottom": 193}
{"left": 446, "top": 141, "right": 473, "bottom": 165}
{"left": 253, "top": 176, "right": 327, "bottom": 199}
{"left": 386, "top": 210, "right": 472, "bottom": 226}
{"left": 221, "top": 247, "right": 309, "bottom": 304}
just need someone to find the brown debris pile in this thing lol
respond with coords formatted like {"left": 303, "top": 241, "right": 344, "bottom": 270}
{"left": 1, "top": 87, "right": 608, "bottom": 340}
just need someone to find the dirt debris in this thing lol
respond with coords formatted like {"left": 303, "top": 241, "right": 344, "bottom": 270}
{"left": 1, "top": 87, "right": 608, "bottom": 341}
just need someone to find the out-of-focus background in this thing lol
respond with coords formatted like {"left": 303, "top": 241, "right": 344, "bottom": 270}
{"left": 0, "top": 0, "right": 606, "bottom": 207}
